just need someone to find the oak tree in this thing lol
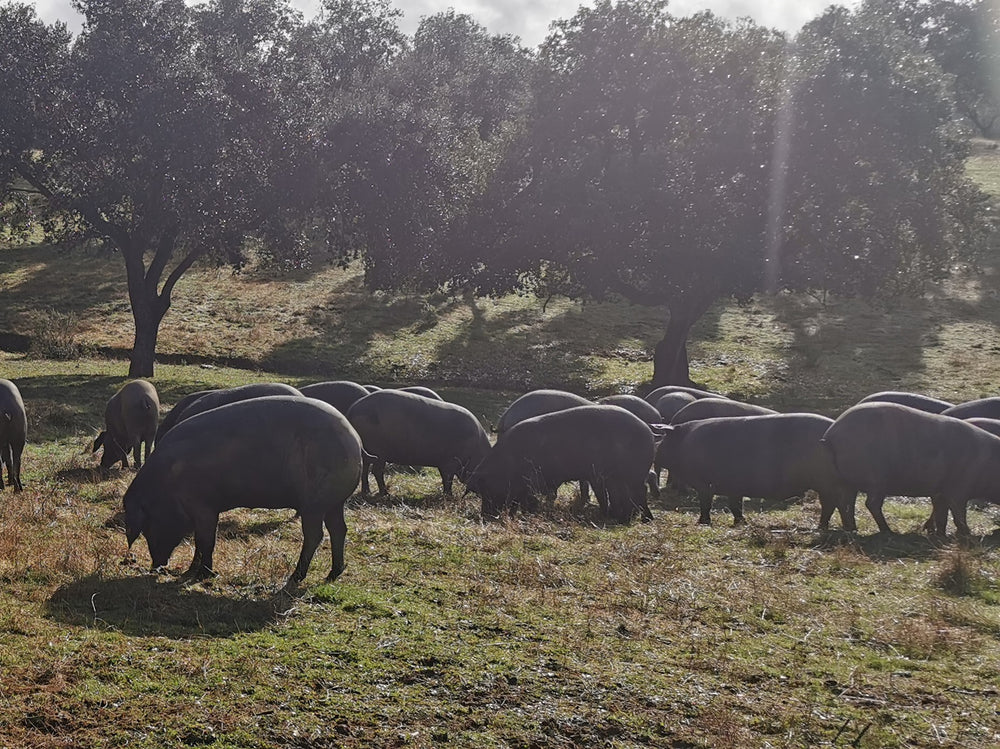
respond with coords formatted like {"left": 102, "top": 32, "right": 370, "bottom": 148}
{"left": 436, "top": 0, "right": 990, "bottom": 386}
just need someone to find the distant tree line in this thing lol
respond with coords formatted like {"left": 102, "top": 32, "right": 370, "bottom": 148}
{"left": 0, "top": 0, "right": 993, "bottom": 383}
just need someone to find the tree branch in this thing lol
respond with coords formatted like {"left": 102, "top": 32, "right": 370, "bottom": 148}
{"left": 601, "top": 271, "right": 667, "bottom": 307}
{"left": 13, "top": 162, "right": 56, "bottom": 202}
{"left": 15, "top": 160, "right": 132, "bottom": 250}
{"left": 145, "top": 225, "right": 180, "bottom": 294}
{"left": 159, "top": 244, "right": 207, "bottom": 310}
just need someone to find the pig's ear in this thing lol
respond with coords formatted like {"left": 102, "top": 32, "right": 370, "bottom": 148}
{"left": 93, "top": 432, "right": 106, "bottom": 453}
{"left": 649, "top": 423, "right": 674, "bottom": 441}
{"left": 125, "top": 503, "right": 146, "bottom": 548}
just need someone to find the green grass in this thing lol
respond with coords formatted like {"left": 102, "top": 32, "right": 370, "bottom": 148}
{"left": 0, "top": 140, "right": 998, "bottom": 747}
{"left": 4, "top": 242, "right": 1000, "bottom": 415}
{"left": 1, "top": 356, "right": 1000, "bottom": 748}
{"left": 968, "top": 139, "right": 1000, "bottom": 200}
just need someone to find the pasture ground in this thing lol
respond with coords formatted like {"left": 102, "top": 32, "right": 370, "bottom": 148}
{"left": 2, "top": 362, "right": 999, "bottom": 748}
{"left": 0, "top": 143, "right": 998, "bottom": 747}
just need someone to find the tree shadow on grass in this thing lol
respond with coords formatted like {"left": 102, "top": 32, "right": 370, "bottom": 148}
{"left": 813, "top": 530, "right": 945, "bottom": 561}
{"left": 0, "top": 244, "right": 125, "bottom": 329}
{"left": 54, "top": 466, "right": 102, "bottom": 485}
{"left": 816, "top": 528, "right": 1000, "bottom": 559}
{"left": 14, "top": 374, "right": 125, "bottom": 441}
{"left": 758, "top": 293, "right": 939, "bottom": 416}
{"left": 429, "top": 296, "right": 666, "bottom": 394}
{"left": 217, "top": 514, "right": 293, "bottom": 539}
{"left": 259, "top": 275, "right": 452, "bottom": 380}
{"left": 758, "top": 257, "right": 1000, "bottom": 414}
{"left": 648, "top": 486, "right": 998, "bottom": 561}
{"left": 46, "top": 574, "right": 293, "bottom": 638}
{"left": 261, "top": 284, "right": 670, "bottom": 395}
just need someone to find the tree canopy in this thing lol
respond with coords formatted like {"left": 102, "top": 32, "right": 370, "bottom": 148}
{"left": 776, "top": 4, "right": 991, "bottom": 297}
{"left": 0, "top": 0, "right": 992, "bottom": 384}
{"left": 418, "top": 0, "right": 991, "bottom": 385}
{"left": 329, "top": 9, "right": 535, "bottom": 290}
{"left": 0, "top": 0, "right": 427, "bottom": 375}
{"left": 867, "top": 0, "right": 1000, "bottom": 138}
{"left": 2, "top": 0, "right": 310, "bottom": 374}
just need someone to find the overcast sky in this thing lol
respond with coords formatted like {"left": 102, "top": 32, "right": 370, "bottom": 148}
{"left": 31, "top": 0, "right": 856, "bottom": 47}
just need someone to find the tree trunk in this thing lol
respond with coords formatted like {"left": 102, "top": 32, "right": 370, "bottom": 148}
{"left": 122, "top": 241, "right": 172, "bottom": 379}
{"left": 128, "top": 291, "right": 166, "bottom": 378}
{"left": 652, "top": 311, "right": 697, "bottom": 387}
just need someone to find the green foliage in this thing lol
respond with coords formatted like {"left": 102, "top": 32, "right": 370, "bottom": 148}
{"left": 416, "top": 1, "right": 990, "bottom": 386}
{"left": 0, "top": 0, "right": 423, "bottom": 377}
{"left": 0, "top": 3, "right": 71, "bottom": 242}
{"left": 0, "top": 0, "right": 315, "bottom": 374}
{"left": 407, "top": 11, "right": 533, "bottom": 141}
{"left": 2, "top": 0, "right": 991, "bottom": 390}
{"left": 868, "top": 0, "right": 1000, "bottom": 137}
{"left": 324, "top": 11, "right": 534, "bottom": 291}
{"left": 451, "top": 2, "right": 785, "bottom": 311}
{"left": 311, "top": 0, "right": 405, "bottom": 87}
{"left": 779, "top": 5, "right": 991, "bottom": 297}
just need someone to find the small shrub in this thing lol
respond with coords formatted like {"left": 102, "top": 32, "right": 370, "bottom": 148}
{"left": 884, "top": 612, "right": 954, "bottom": 659}
{"left": 745, "top": 525, "right": 790, "bottom": 561}
{"left": 21, "top": 308, "right": 92, "bottom": 361}
{"left": 933, "top": 548, "right": 989, "bottom": 597}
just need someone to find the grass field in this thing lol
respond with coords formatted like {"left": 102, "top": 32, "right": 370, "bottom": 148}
{"left": 1, "top": 361, "right": 998, "bottom": 748}
{"left": 0, "top": 145, "right": 999, "bottom": 747}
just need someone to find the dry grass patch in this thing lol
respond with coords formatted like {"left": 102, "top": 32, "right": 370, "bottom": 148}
{"left": 2, "top": 460, "right": 999, "bottom": 747}
{"left": 933, "top": 546, "right": 1000, "bottom": 601}
{"left": 967, "top": 139, "right": 1000, "bottom": 199}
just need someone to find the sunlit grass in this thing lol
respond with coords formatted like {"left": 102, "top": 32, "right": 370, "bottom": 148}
{"left": 967, "top": 139, "right": 1000, "bottom": 200}
{"left": 0, "top": 355, "right": 999, "bottom": 747}
{"left": 2, "top": 433, "right": 999, "bottom": 747}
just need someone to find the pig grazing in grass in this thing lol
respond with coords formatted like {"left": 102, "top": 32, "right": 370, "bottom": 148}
{"left": 654, "top": 392, "right": 697, "bottom": 421}
{"left": 670, "top": 398, "right": 776, "bottom": 425}
{"left": 398, "top": 386, "right": 443, "bottom": 401}
{"left": 495, "top": 389, "right": 592, "bottom": 435}
{"left": 651, "top": 399, "right": 776, "bottom": 490}
{"left": 923, "top": 417, "right": 1000, "bottom": 533}
{"left": 661, "top": 413, "right": 855, "bottom": 529}
{"left": 94, "top": 379, "right": 159, "bottom": 475}
{"left": 644, "top": 385, "right": 725, "bottom": 406}
{"left": 347, "top": 389, "right": 491, "bottom": 495}
{"left": 597, "top": 395, "right": 662, "bottom": 424}
{"left": 470, "top": 405, "right": 654, "bottom": 523}
{"left": 155, "top": 389, "right": 217, "bottom": 444}
{"left": 822, "top": 402, "right": 1000, "bottom": 535}
{"left": 496, "top": 389, "right": 594, "bottom": 504}
{"left": 0, "top": 379, "right": 26, "bottom": 491}
{"left": 857, "top": 391, "right": 953, "bottom": 414}
{"left": 168, "top": 383, "right": 301, "bottom": 431}
{"left": 941, "top": 397, "right": 1000, "bottom": 421}
{"left": 157, "top": 384, "right": 302, "bottom": 441}
{"left": 124, "top": 396, "right": 363, "bottom": 585}
{"left": 299, "top": 381, "right": 371, "bottom": 415}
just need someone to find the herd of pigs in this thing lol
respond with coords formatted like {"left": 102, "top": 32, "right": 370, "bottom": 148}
{"left": 1, "top": 375, "right": 1000, "bottom": 587}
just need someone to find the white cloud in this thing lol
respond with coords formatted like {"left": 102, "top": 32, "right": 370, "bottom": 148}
{"left": 30, "top": 0, "right": 856, "bottom": 46}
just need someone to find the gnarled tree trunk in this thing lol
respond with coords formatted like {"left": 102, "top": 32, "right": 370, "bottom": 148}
{"left": 651, "top": 293, "right": 717, "bottom": 387}
{"left": 652, "top": 312, "right": 697, "bottom": 387}
{"left": 128, "top": 293, "right": 166, "bottom": 378}
{"left": 121, "top": 231, "right": 196, "bottom": 378}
